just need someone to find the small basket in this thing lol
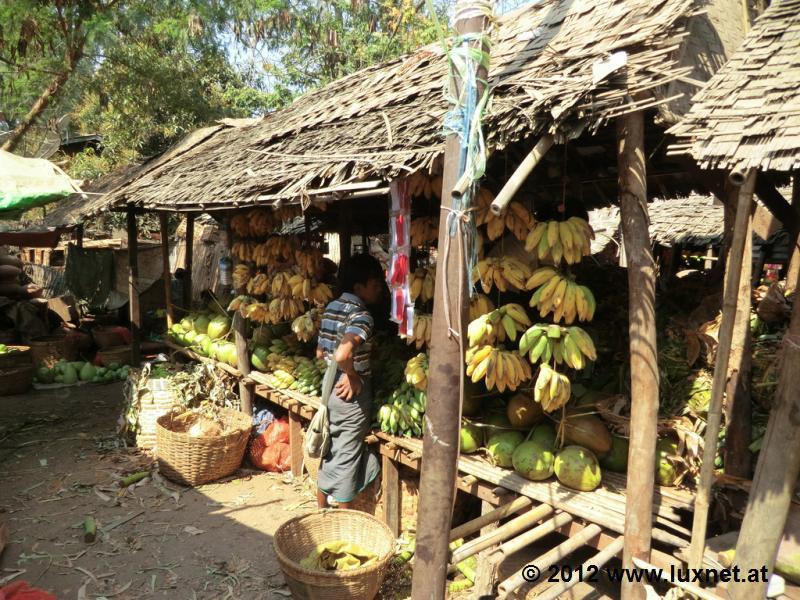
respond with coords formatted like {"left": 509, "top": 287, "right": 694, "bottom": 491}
{"left": 0, "top": 345, "right": 32, "bottom": 369}
{"left": 156, "top": 408, "right": 251, "bottom": 486}
{"left": 97, "top": 345, "right": 132, "bottom": 366}
{"left": 92, "top": 326, "right": 126, "bottom": 349}
{"left": 273, "top": 509, "right": 395, "bottom": 600}
{"left": 0, "top": 365, "right": 35, "bottom": 396}
{"left": 28, "top": 336, "right": 76, "bottom": 367}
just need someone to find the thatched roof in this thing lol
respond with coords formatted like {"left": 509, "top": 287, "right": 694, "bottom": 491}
{"left": 91, "top": 0, "right": 721, "bottom": 215}
{"left": 668, "top": 0, "right": 800, "bottom": 173}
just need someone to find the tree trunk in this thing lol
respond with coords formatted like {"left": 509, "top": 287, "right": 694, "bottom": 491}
{"left": 2, "top": 42, "right": 83, "bottom": 153}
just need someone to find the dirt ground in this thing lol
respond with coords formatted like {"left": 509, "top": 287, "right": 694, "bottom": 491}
{"left": 0, "top": 382, "right": 317, "bottom": 599}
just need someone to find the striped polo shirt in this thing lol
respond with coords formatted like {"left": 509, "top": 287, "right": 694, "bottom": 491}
{"left": 317, "top": 292, "right": 373, "bottom": 377}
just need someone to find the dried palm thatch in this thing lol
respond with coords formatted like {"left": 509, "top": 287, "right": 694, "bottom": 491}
{"left": 668, "top": 0, "right": 800, "bottom": 173}
{"left": 88, "top": 0, "right": 709, "bottom": 215}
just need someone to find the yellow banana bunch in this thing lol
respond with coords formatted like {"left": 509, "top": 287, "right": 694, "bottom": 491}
{"left": 232, "top": 241, "right": 257, "bottom": 262}
{"left": 474, "top": 188, "right": 534, "bottom": 241}
{"left": 401, "top": 313, "right": 432, "bottom": 349}
{"left": 294, "top": 247, "right": 324, "bottom": 276}
{"left": 288, "top": 273, "right": 314, "bottom": 300}
{"left": 410, "top": 266, "right": 436, "bottom": 303}
{"left": 410, "top": 217, "right": 439, "bottom": 247}
{"left": 525, "top": 217, "right": 594, "bottom": 265}
{"left": 228, "top": 295, "right": 256, "bottom": 315}
{"left": 247, "top": 273, "right": 270, "bottom": 295}
{"left": 230, "top": 213, "right": 251, "bottom": 238}
{"left": 469, "top": 294, "right": 495, "bottom": 321}
{"left": 473, "top": 256, "right": 532, "bottom": 293}
{"left": 254, "top": 236, "right": 299, "bottom": 266}
{"left": 406, "top": 172, "right": 442, "bottom": 200}
{"left": 518, "top": 324, "right": 597, "bottom": 369}
{"left": 467, "top": 303, "right": 532, "bottom": 346}
{"left": 291, "top": 309, "right": 321, "bottom": 342}
{"left": 245, "top": 302, "right": 272, "bottom": 323}
{"left": 527, "top": 268, "right": 596, "bottom": 323}
{"left": 465, "top": 345, "right": 532, "bottom": 393}
{"left": 248, "top": 208, "right": 277, "bottom": 237}
{"left": 533, "top": 364, "right": 571, "bottom": 412}
{"left": 405, "top": 352, "right": 429, "bottom": 390}
{"left": 309, "top": 282, "right": 333, "bottom": 306}
{"left": 233, "top": 264, "right": 251, "bottom": 290}
{"left": 271, "top": 271, "right": 294, "bottom": 296}
{"left": 267, "top": 297, "right": 306, "bottom": 323}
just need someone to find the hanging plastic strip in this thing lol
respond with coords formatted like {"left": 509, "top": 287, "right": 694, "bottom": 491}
{"left": 388, "top": 179, "right": 414, "bottom": 338}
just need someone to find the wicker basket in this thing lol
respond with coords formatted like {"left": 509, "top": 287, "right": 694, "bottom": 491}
{"left": 97, "top": 345, "right": 132, "bottom": 366}
{"left": 273, "top": 509, "right": 395, "bottom": 600}
{"left": 0, "top": 365, "right": 35, "bottom": 396}
{"left": 28, "top": 336, "right": 76, "bottom": 367}
{"left": 91, "top": 326, "right": 126, "bottom": 349}
{"left": 156, "top": 408, "right": 251, "bottom": 486}
{"left": 0, "top": 346, "right": 31, "bottom": 369}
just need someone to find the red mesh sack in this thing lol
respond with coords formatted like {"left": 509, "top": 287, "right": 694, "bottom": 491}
{"left": 248, "top": 435, "right": 268, "bottom": 468}
{"left": 1, "top": 581, "right": 57, "bottom": 600}
{"left": 261, "top": 442, "right": 291, "bottom": 472}
{"left": 263, "top": 418, "right": 289, "bottom": 446}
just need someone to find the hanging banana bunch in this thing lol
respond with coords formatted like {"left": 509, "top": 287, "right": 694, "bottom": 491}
{"left": 228, "top": 295, "right": 257, "bottom": 316}
{"left": 533, "top": 364, "right": 572, "bottom": 412}
{"left": 465, "top": 344, "right": 532, "bottom": 393}
{"left": 467, "top": 303, "right": 532, "bottom": 346}
{"left": 295, "top": 247, "right": 324, "bottom": 277}
{"left": 410, "top": 266, "right": 436, "bottom": 303}
{"left": 401, "top": 313, "right": 432, "bottom": 349}
{"left": 473, "top": 256, "right": 532, "bottom": 293}
{"left": 469, "top": 294, "right": 495, "bottom": 321}
{"left": 518, "top": 324, "right": 597, "bottom": 369}
{"left": 526, "top": 267, "right": 596, "bottom": 323}
{"left": 474, "top": 188, "right": 534, "bottom": 241}
{"left": 405, "top": 352, "right": 429, "bottom": 391}
{"left": 291, "top": 309, "right": 322, "bottom": 342}
{"left": 247, "top": 208, "right": 278, "bottom": 237}
{"left": 410, "top": 217, "right": 439, "bottom": 247}
{"left": 406, "top": 172, "right": 443, "bottom": 200}
{"left": 247, "top": 273, "right": 270, "bottom": 296}
{"left": 525, "top": 217, "right": 594, "bottom": 265}
{"left": 233, "top": 264, "right": 251, "bottom": 290}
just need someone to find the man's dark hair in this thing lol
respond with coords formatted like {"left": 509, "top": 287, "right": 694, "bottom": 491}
{"left": 338, "top": 253, "right": 384, "bottom": 293}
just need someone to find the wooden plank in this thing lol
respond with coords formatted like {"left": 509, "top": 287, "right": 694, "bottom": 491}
{"left": 288, "top": 411, "right": 304, "bottom": 478}
{"left": 382, "top": 454, "right": 401, "bottom": 537}
{"left": 126, "top": 208, "right": 141, "bottom": 365}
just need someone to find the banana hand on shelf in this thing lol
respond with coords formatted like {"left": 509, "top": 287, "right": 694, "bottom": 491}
{"left": 465, "top": 345, "right": 532, "bottom": 393}
{"left": 525, "top": 217, "right": 594, "bottom": 265}
{"left": 527, "top": 267, "right": 596, "bottom": 323}
{"left": 518, "top": 324, "right": 597, "bottom": 369}
{"left": 405, "top": 352, "right": 429, "bottom": 391}
{"left": 534, "top": 364, "right": 571, "bottom": 412}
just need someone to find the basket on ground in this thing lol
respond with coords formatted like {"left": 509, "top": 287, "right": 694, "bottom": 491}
{"left": 97, "top": 345, "right": 132, "bottom": 366}
{"left": 0, "top": 345, "right": 31, "bottom": 369}
{"left": 273, "top": 509, "right": 395, "bottom": 600}
{"left": 0, "top": 365, "right": 35, "bottom": 396}
{"left": 156, "top": 408, "right": 251, "bottom": 486}
{"left": 29, "top": 336, "right": 76, "bottom": 367}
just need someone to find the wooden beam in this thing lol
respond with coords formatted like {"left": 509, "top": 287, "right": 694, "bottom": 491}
{"left": 729, "top": 190, "right": 800, "bottom": 600}
{"left": 233, "top": 312, "right": 254, "bottom": 416}
{"left": 754, "top": 176, "right": 799, "bottom": 241}
{"left": 159, "top": 213, "right": 174, "bottom": 328}
{"left": 126, "top": 208, "right": 141, "bottom": 366}
{"left": 410, "top": 7, "right": 489, "bottom": 599}
{"left": 382, "top": 454, "right": 401, "bottom": 537}
{"left": 786, "top": 177, "right": 800, "bottom": 293}
{"left": 617, "top": 110, "right": 659, "bottom": 600}
{"left": 689, "top": 170, "right": 757, "bottom": 569}
{"left": 183, "top": 213, "right": 195, "bottom": 309}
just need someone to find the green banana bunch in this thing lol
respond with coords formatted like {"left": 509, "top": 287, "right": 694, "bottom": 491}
{"left": 518, "top": 324, "right": 597, "bottom": 370}
{"left": 376, "top": 381, "right": 427, "bottom": 437}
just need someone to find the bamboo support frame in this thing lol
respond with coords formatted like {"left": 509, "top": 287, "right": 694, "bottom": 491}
{"left": 449, "top": 496, "right": 532, "bottom": 541}
{"left": 489, "top": 134, "right": 554, "bottom": 215}
{"left": 688, "top": 169, "right": 757, "bottom": 569}
{"left": 497, "top": 511, "right": 574, "bottom": 558}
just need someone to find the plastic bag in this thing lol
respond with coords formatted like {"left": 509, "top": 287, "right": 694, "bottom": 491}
{"left": 263, "top": 417, "right": 289, "bottom": 446}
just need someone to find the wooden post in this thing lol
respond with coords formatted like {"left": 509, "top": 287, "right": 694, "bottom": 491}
{"left": 126, "top": 208, "right": 141, "bottom": 366}
{"left": 233, "top": 312, "right": 254, "bottom": 415}
{"left": 729, "top": 266, "right": 800, "bottom": 599}
{"left": 382, "top": 453, "right": 401, "bottom": 537}
{"left": 688, "top": 170, "right": 757, "bottom": 569}
{"left": 411, "top": 6, "right": 489, "bottom": 599}
{"left": 159, "top": 213, "right": 174, "bottom": 329}
{"left": 704, "top": 243, "right": 714, "bottom": 270}
{"left": 786, "top": 178, "right": 800, "bottom": 293}
{"left": 617, "top": 110, "right": 659, "bottom": 600}
{"left": 184, "top": 213, "right": 195, "bottom": 309}
{"left": 288, "top": 411, "right": 303, "bottom": 477}
{"left": 724, "top": 191, "right": 753, "bottom": 478}
{"left": 75, "top": 223, "right": 84, "bottom": 248}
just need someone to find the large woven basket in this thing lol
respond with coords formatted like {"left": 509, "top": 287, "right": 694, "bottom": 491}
{"left": 273, "top": 509, "right": 395, "bottom": 600}
{"left": 28, "top": 336, "right": 75, "bottom": 367}
{"left": 97, "top": 345, "right": 132, "bottom": 366}
{"left": 0, "top": 365, "right": 35, "bottom": 396}
{"left": 0, "top": 346, "right": 31, "bottom": 369}
{"left": 156, "top": 408, "right": 251, "bottom": 486}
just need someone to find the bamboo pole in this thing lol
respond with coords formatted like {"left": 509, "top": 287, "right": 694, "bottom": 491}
{"left": 183, "top": 213, "right": 195, "bottom": 309}
{"left": 159, "top": 213, "right": 174, "bottom": 328}
{"left": 617, "top": 110, "right": 659, "bottom": 600}
{"left": 688, "top": 169, "right": 757, "bottom": 570}
{"left": 497, "top": 512, "right": 574, "bottom": 558}
{"left": 449, "top": 496, "right": 532, "bottom": 541}
{"left": 728, "top": 181, "right": 800, "bottom": 600}
{"left": 532, "top": 537, "right": 625, "bottom": 600}
{"left": 489, "top": 134, "right": 554, "bottom": 215}
{"left": 410, "top": 5, "right": 489, "bottom": 597}
{"left": 126, "top": 208, "right": 141, "bottom": 365}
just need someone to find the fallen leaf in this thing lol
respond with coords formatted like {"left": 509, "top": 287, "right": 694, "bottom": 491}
{"left": 183, "top": 526, "right": 205, "bottom": 536}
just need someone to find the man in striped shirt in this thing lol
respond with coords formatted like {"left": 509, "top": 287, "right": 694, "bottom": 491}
{"left": 315, "top": 254, "right": 384, "bottom": 508}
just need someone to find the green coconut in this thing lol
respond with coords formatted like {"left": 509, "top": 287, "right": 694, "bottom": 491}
{"left": 193, "top": 333, "right": 211, "bottom": 355}
{"left": 193, "top": 314, "right": 211, "bottom": 334}
{"left": 486, "top": 431, "right": 524, "bottom": 468}
{"left": 251, "top": 346, "right": 269, "bottom": 372}
{"left": 484, "top": 411, "right": 513, "bottom": 435}
{"left": 512, "top": 440, "right": 555, "bottom": 481}
{"left": 562, "top": 414, "right": 612, "bottom": 458}
{"left": 207, "top": 315, "right": 231, "bottom": 339}
{"left": 180, "top": 315, "right": 195, "bottom": 331}
{"left": 529, "top": 422, "right": 557, "bottom": 451}
{"left": 184, "top": 330, "right": 197, "bottom": 345}
{"left": 655, "top": 437, "right": 680, "bottom": 487}
{"left": 600, "top": 435, "right": 629, "bottom": 473}
{"left": 554, "top": 445, "right": 602, "bottom": 492}
{"left": 460, "top": 422, "right": 484, "bottom": 454}
{"left": 507, "top": 393, "right": 543, "bottom": 428}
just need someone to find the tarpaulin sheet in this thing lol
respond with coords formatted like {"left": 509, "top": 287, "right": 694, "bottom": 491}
{"left": 0, "top": 150, "right": 83, "bottom": 219}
